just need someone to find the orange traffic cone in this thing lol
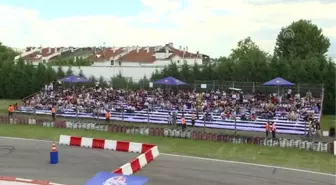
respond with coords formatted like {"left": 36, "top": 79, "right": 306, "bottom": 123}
{"left": 51, "top": 142, "right": 57, "bottom": 152}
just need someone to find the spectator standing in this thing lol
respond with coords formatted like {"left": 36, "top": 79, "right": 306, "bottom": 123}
{"left": 51, "top": 106, "right": 56, "bottom": 121}
{"left": 314, "top": 119, "right": 321, "bottom": 137}
{"left": 265, "top": 122, "right": 270, "bottom": 137}
{"left": 8, "top": 105, "right": 14, "bottom": 118}
{"left": 181, "top": 116, "right": 186, "bottom": 131}
{"left": 271, "top": 122, "right": 276, "bottom": 138}
{"left": 287, "top": 88, "right": 292, "bottom": 99}
{"left": 105, "top": 110, "right": 111, "bottom": 124}
{"left": 191, "top": 112, "right": 196, "bottom": 127}
{"left": 172, "top": 111, "right": 177, "bottom": 127}
{"left": 167, "top": 112, "right": 172, "bottom": 125}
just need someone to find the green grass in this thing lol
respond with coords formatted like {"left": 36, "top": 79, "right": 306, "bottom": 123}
{"left": 321, "top": 115, "right": 336, "bottom": 130}
{"left": 0, "top": 124, "right": 335, "bottom": 174}
{"left": 0, "top": 99, "right": 20, "bottom": 113}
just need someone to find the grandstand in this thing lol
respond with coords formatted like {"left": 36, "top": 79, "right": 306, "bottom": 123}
{"left": 17, "top": 78, "right": 323, "bottom": 135}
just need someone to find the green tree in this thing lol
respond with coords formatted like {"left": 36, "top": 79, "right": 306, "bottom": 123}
{"left": 191, "top": 63, "right": 201, "bottom": 81}
{"left": 0, "top": 44, "right": 59, "bottom": 99}
{"left": 0, "top": 19, "right": 334, "bottom": 115}
{"left": 88, "top": 75, "right": 97, "bottom": 86}
{"left": 78, "top": 69, "right": 85, "bottom": 77}
{"left": 65, "top": 67, "right": 74, "bottom": 76}
{"left": 180, "top": 62, "right": 191, "bottom": 81}
{"left": 137, "top": 75, "right": 150, "bottom": 89}
{"left": 98, "top": 76, "right": 108, "bottom": 87}
{"left": 56, "top": 66, "right": 65, "bottom": 78}
{"left": 110, "top": 72, "right": 132, "bottom": 89}
{"left": 0, "top": 42, "right": 18, "bottom": 62}
{"left": 166, "top": 62, "right": 180, "bottom": 78}
{"left": 274, "top": 19, "right": 331, "bottom": 60}
{"left": 150, "top": 19, "right": 335, "bottom": 114}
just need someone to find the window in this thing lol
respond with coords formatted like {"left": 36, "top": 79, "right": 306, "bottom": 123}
{"left": 111, "top": 60, "right": 114, "bottom": 65}
{"left": 177, "top": 60, "right": 180, "bottom": 63}
{"left": 119, "top": 61, "right": 122, "bottom": 66}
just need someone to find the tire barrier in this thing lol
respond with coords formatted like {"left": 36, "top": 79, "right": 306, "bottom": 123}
{"left": 0, "top": 116, "right": 335, "bottom": 155}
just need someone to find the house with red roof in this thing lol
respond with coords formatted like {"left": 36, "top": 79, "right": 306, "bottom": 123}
{"left": 16, "top": 43, "right": 206, "bottom": 67}
{"left": 114, "top": 43, "right": 203, "bottom": 67}
{"left": 16, "top": 47, "right": 69, "bottom": 65}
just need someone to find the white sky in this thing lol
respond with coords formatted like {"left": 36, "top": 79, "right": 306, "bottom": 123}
{"left": 0, "top": 0, "right": 335, "bottom": 58}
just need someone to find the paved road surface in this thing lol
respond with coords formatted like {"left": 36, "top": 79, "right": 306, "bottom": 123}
{"left": 0, "top": 138, "right": 137, "bottom": 185}
{"left": 1, "top": 138, "right": 335, "bottom": 185}
{"left": 137, "top": 155, "right": 336, "bottom": 185}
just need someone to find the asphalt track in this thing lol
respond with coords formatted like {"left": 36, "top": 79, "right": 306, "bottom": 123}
{"left": 0, "top": 138, "right": 138, "bottom": 185}
{"left": 0, "top": 138, "right": 335, "bottom": 185}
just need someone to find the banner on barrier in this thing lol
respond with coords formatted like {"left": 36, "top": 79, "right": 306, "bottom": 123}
{"left": 85, "top": 171, "right": 148, "bottom": 185}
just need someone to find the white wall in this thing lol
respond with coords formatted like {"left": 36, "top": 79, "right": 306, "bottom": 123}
{"left": 91, "top": 61, "right": 111, "bottom": 66}
{"left": 170, "top": 55, "right": 203, "bottom": 65}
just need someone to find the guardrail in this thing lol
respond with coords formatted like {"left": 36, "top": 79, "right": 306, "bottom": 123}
{"left": 0, "top": 116, "right": 334, "bottom": 155}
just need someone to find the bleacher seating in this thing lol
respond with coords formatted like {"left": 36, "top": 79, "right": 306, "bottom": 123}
{"left": 17, "top": 85, "right": 321, "bottom": 135}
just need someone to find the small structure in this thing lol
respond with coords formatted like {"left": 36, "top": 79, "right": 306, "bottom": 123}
{"left": 58, "top": 75, "right": 89, "bottom": 83}
{"left": 49, "top": 141, "right": 58, "bottom": 164}
{"left": 263, "top": 77, "right": 294, "bottom": 95}
{"left": 154, "top": 76, "right": 186, "bottom": 86}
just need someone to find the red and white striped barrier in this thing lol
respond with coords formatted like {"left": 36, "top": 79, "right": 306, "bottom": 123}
{"left": 59, "top": 135, "right": 160, "bottom": 175}
{"left": 0, "top": 176, "right": 65, "bottom": 185}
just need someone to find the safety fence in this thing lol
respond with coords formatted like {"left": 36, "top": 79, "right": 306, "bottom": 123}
{"left": 0, "top": 116, "right": 334, "bottom": 155}
{"left": 155, "top": 80, "right": 324, "bottom": 97}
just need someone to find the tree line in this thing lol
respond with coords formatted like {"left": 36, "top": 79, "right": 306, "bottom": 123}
{"left": 0, "top": 20, "right": 334, "bottom": 114}
{"left": 48, "top": 57, "right": 92, "bottom": 66}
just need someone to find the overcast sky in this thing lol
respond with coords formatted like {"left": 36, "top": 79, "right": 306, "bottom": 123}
{"left": 0, "top": 0, "right": 335, "bottom": 58}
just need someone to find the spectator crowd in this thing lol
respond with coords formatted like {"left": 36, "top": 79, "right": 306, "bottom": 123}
{"left": 20, "top": 82, "right": 321, "bottom": 122}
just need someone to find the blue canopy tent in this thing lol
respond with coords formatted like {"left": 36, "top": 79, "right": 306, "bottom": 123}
{"left": 85, "top": 171, "right": 149, "bottom": 185}
{"left": 263, "top": 77, "right": 293, "bottom": 86}
{"left": 154, "top": 76, "right": 186, "bottom": 86}
{"left": 263, "top": 77, "right": 294, "bottom": 95}
{"left": 59, "top": 75, "right": 89, "bottom": 83}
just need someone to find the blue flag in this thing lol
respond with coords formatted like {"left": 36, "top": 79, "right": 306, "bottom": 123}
{"left": 84, "top": 171, "right": 149, "bottom": 185}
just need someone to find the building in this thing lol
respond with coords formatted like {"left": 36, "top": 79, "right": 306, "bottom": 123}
{"left": 15, "top": 47, "right": 70, "bottom": 65}
{"left": 16, "top": 43, "right": 208, "bottom": 67}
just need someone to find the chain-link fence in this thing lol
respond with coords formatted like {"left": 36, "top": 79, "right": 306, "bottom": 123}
{"left": 189, "top": 81, "right": 323, "bottom": 97}
{"left": 122, "top": 79, "right": 323, "bottom": 98}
